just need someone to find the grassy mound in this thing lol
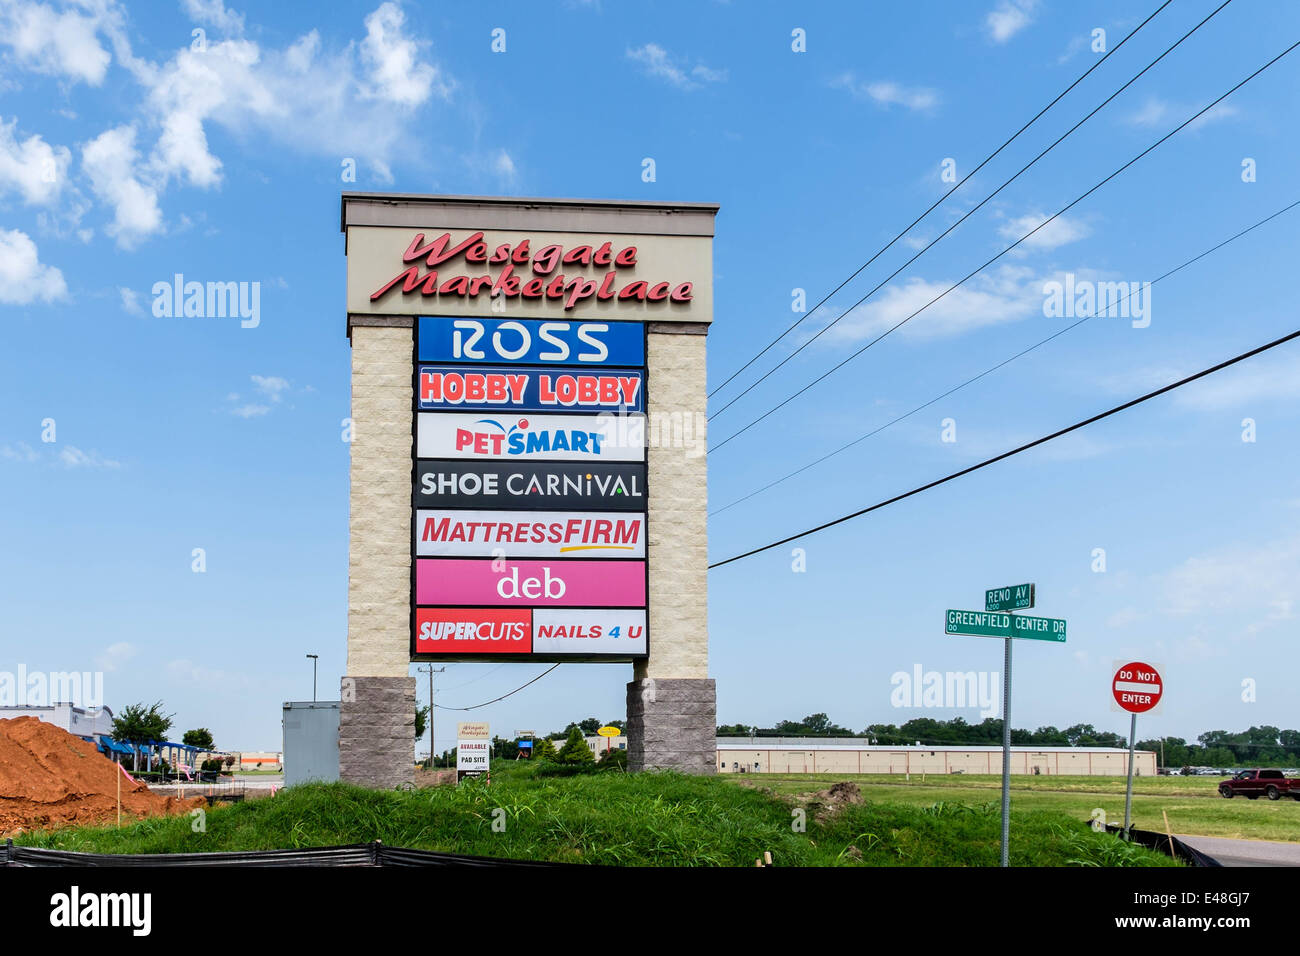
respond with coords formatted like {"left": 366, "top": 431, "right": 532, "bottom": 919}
{"left": 15, "top": 764, "right": 1177, "bottom": 866}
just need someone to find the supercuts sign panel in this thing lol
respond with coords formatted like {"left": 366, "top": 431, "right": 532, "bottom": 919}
{"left": 418, "top": 366, "right": 644, "bottom": 413}
{"left": 414, "top": 462, "right": 647, "bottom": 512}
{"left": 416, "top": 510, "right": 646, "bottom": 559}
{"left": 417, "top": 413, "right": 645, "bottom": 462}
{"left": 418, "top": 317, "right": 644, "bottom": 367}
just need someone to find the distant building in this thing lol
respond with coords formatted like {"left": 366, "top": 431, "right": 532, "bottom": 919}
{"left": 0, "top": 702, "right": 114, "bottom": 738}
{"left": 716, "top": 738, "right": 1157, "bottom": 776}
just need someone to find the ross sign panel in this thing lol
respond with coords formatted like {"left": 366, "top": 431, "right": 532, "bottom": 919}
{"left": 414, "top": 461, "right": 647, "bottom": 512}
{"left": 418, "top": 365, "right": 644, "bottom": 414}
{"left": 416, "top": 558, "right": 645, "bottom": 607}
{"left": 418, "top": 317, "right": 645, "bottom": 366}
{"left": 1113, "top": 661, "right": 1163, "bottom": 714}
{"left": 985, "top": 583, "right": 1035, "bottom": 612}
{"left": 945, "top": 609, "right": 1067, "bottom": 642}
{"left": 417, "top": 412, "right": 645, "bottom": 462}
{"left": 416, "top": 510, "right": 645, "bottom": 559}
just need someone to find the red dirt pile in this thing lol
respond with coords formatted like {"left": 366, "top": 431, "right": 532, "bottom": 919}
{"left": 0, "top": 717, "right": 204, "bottom": 835}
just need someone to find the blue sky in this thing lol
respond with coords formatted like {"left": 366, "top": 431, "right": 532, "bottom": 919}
{"left": 2, "top": 0, "right": 1298, "bottom": 755}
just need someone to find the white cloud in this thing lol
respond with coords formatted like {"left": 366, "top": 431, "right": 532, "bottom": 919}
{"left": 1, "top": 441, "right": 40, "bottom": 462}
{"left": 998, "top": 211, "right": 1090, "bottom": 252}
{"left": 627, "top": 43, "right": 726, "bottom": 90}
{"left": 360, "top": 1, "right": 446, "bottom": 106}
{"left": 0, "top": 227, "right": 67, "bottom": 303}
{"left": 119, "top": 286, "right": 142, "bottom": 314}
{"left": 80, "top": 125, "right": 163, "bottom": 247}
{"left": 251, "top": 374, "right": 290, "bottom": 401}
{"left": 1173, "top": 352, "right": 1300, "bottom": 412}
{"left": 59, "top": 445, "right": 121, "bottom": 468}
{"left": 0, "top": 0, "right": 112, "bottom": 84}
{"left": 181, "top": 0, "right": 244, "bottom": 35}
{"left": 986, "top": 0, "right": 1037, "bottom": 43}
{"left": 0, "top": 117, "right": 71, "bottom": 205}
{"left": 823, "top": 263, "right": 1044, "bottom": 343}
{"left": 231, "top": 403, "right": 270, "bottom": 418}
{"left": 1126, "top": 97, "right": 1238, "bottom": 130}
{"left": 831, "top": 73, "right": 938, "bottom": 112}
{"left": 493, "top": 149, "right": 516, "bottom": 182}
{"left": 1158, "top": 536, "right": 1300, "bottom": 632}
{"left": 97, "top": 640, "right": 137, "bottom": 672}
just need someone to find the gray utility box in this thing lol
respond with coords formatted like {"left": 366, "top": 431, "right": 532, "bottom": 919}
{"left": 282, "top": 701, "right": 341, "bottom": 787}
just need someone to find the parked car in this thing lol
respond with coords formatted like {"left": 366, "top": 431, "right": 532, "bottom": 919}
{"left": 1218, "top": 769, "right": 1300, "bottom": 801}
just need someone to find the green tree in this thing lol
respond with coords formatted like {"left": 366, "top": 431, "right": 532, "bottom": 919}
{"left": 182, "top": 728, "right": 214, "bottom": 750}
{"left": 578, "top": 717, "right": 602, "bottom": 735}
{"left": 535, "top": 737, "right": 559, "bottom": 761}
{"left": 556, "top": 726, "right": 595, "bottom": 764}
{"left": 112, "top": 702, "right": 174, "bottom": 771}
{"left": 414, "top": 704, "right": 429, "bottom": 742}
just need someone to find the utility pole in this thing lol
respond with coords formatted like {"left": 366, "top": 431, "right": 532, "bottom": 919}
{"left": 418, "top": 664, "right": 444, "bottom": 766}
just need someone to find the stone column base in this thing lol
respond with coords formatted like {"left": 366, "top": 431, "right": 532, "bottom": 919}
{"left": 338, "top": 676, "right": 415, "bottom": 789}
{"left": 626, "top": 678, "right": 716, "bottom": 774}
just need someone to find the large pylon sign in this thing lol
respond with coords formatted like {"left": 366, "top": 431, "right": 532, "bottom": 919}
{"left": 340, "top": 194, "right": 718, "bottom": 787}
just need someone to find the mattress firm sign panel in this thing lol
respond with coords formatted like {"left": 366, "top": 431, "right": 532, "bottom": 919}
{"left": 412, "top": 316, "right": 647, "bottom": 662}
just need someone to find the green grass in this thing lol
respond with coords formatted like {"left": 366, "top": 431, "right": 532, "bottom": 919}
{"left": 723, "top": 773, "right": 1300, "bottom": 843}
{"left": 14, "top": 763, "right": 1175, "bottom": 866}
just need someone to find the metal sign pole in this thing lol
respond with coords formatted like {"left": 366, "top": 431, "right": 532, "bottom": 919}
{"left": 1123, "top": 712, "right": 1137, "bottom": 838}
{"left": 1000, "top": 633, "right": 1012, "bottom": 867}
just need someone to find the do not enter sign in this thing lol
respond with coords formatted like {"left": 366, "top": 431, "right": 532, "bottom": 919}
{"left": 1113, "top": 661, "right": 1162, "bottom": 713}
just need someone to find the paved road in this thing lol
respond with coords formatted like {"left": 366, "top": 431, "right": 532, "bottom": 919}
{"left": 1176, "top": 834, "right": 1300, "bottom": 867}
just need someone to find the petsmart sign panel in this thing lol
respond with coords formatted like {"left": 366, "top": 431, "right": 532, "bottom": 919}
{"left": 417, "top": 413, "right": 645, "bottom": 462}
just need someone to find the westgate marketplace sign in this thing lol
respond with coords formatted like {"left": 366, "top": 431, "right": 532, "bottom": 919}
{"left": 342, "top": 194, "right": 718, "bottom": 787}
{"left": 412, "top": 316, "right": 649, "bottom": 662}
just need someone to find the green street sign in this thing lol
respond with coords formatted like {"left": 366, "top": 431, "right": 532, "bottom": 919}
{"left": 946, "top": 609, "right": 1066, "bottom": 643}
{"left": 985, "top": 583, "right": 1034, "bottom": 612}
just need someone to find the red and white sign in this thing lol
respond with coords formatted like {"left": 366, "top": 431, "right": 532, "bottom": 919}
{"left": 1112, "top": 661, "right": 1163, "bottom": 713}
{"left": 415, "top": 608, "right": 531, "bottom": 655}
{"left": 416, "top": 510, "right": 645, "bottom": 558}
{"left": 532, "top": 609, "right": 647, "bottom": 656}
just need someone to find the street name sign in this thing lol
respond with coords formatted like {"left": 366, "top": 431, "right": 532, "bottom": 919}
{"left": 985, "top": 583, "right": 1035, "bottom": 612}
{"left": 945, "top": 609, "right": 1066, "bottom": 642}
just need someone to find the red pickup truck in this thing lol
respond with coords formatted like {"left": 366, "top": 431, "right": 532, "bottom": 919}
{"left": 1218, "top": 769, "right": 1299, "bottom": 801}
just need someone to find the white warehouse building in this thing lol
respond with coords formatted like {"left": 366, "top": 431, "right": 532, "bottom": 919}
{"left": 716, "top": 738, "right": 1157, "bottom": 777}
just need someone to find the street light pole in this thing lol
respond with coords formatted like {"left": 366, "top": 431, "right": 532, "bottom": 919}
{"left": 306, "top": 654, "right": 318, "bottom": 702}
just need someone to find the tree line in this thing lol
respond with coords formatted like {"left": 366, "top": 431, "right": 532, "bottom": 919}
{"left": 716, "top": 714, "right": 1300, "bottom": 767}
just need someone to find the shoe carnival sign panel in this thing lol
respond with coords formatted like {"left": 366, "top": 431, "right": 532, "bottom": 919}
{"left": 418, "top": 317, "right": 645, "bottom": 367}
{"left": 415, "top": 558, "right": 646, "bottom": 607}
{"left": 414, "top": 461, "right": 647, "bottom": 512}
{"left": 418, "top": 366, "right": 644, "bottom": 413}
{"left": 417, "top": 412, "right": 645, "bottom": 462}
{"left": 415, "top": 510, "right": 646, "bottom": 559}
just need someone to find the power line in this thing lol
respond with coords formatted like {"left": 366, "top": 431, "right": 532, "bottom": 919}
{"left": 709, "top": 324, "right": 1300, "bottom": 569}
{"left": 434, "top": 664, "right": 561, "bottom": 711}
{"left": 710, "top": 198, "right": 1300, "bottom": 517}
{"left": 707, "top": 0, "right": 1175, "bottom": 401}
{"left": 709, "top": 0, "right": 1230, "bottom": 421}
{"left": 709, "top": 37, "right": 1300, "bottom": 454}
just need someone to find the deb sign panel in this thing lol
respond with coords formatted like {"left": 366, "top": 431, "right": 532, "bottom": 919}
{"left": 413, "top": 316, "right": 648, "bottom": 662}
